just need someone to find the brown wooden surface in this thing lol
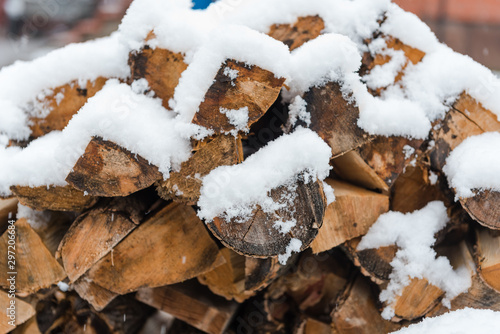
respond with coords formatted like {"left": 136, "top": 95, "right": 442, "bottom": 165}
{"left": 0, "top": 290, "right": 35, "bottom": 333}
{"left": 157, "top": 135, "right": 243, "bottom": 205}
{"left": 0, "top": 197, "right": 18, "bottom": 234}
{"left": 85, "top": 202, "right": 225, "bottom": 294}
{"left": 311, "top": 179, "right": 389, "bottom": 253}
{"left": 207, "top": 178, "right": 326, "bottom": 257}
{"left": 66, "top": 137, "right": 162, "bottom": 197}
{"left": 11, "top": 185, "right": 97, "bottom": 212}
{"left": 268, "top": 16, "right": 325, "bottom": 51}
{"left": 460, "top": 190, "right": 500, "bottom": 230}
{"left": 474, "top": 228, "right": 500, "bottom": 293}
{"left": 392, "top": 278, "right": 444, "bottom": 321}
{"left": 193, "top": 59, "right": 285, "bottom": 133}
{"left": 72, "top": 277, "right": 119, "bottom": 311}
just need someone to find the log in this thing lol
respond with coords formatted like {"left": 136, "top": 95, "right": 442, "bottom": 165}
{"left": 244, "top": 256, "right": 291, "bottom": 294}
{"left": 206, "top": 177, "right": 326, "bottom": 258}
{"left": 29, "top": 78, "right": 107, "bottom": 138}
{"left": 310, "top": 179, "right": 389, "bottom": 254}
{"left": 157, "top": 135, "right": 243, "bottom": 205}
{"left": 192, "top": 59, "right": 285, "bottom": 133}
{"left": 331, "top": 275, "right": 401, "bottom": 334}
{"left": 129, "top": 42, "right": 188, "bottom": 109}
{"left": 24, "top": 210, "right": 73, "bottom": 256}
{"left": 10, "top": 185, "right": 97, "bottom": 212}
{"left": 83, "top": 202, "right": 225, "bottom": 294}
{"left": 268, "top": 16, "right": 325, "bottom": 51}
{"left": 136, "top": 280, "right": 239, "bottom": 334}
{"left": 474, "top": 228, "right": 500, "bottom": 294}
{"left": 305, "top": 82, "right": 370, "bottom": 158}
{"left": 72, "top": 276, "right": 119, "bottom": 312}
{"left": 0, "top": 197, "right": 18, "bottom": 234}
{"left": 0, "top": 290, "right": 35, "bottom": 333}
{"left": 66, "top": 137, "right": 162, "bottom": 197}
{"left": 460, "top": 190, "right": 500, "bottom": 230}
{"left": 0, "top": 219, "right": 66, "bottom": 296}
{"left": 294, "top": 317, "right": 331, "bottom": 334}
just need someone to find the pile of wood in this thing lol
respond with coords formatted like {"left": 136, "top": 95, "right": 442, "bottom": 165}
{"left": 1, "top": 15, "right": 499, "bottom": 334}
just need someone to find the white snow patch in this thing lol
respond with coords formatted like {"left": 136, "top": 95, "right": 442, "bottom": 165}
{"left": 286, "top": 96, "right": 310, "bottom": 130}
{"left": 278, "top": 238, "right": 302, "bottom": 265}
{"left": 358, "top": 201, "right": 472, "bottom": 320}
{"left": 220, "top": 107, "right": 250, "bottom": 136}
{"left": 57, "top": 281, "right": 70, "bottom": 292}
{"left": 444, "top": 132, "right": 500, "bottom": 198}
{"left": 16, "top": 204, "right": 51, "bottom": 230}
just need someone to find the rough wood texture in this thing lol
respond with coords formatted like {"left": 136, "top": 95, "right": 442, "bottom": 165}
{"left": 29, "top": 78, "right": 107, "bottom": 138}
{"left": 460, "top": 190, "right": 500, "bottom": 230}
{"left": 244, "top": 256, "right": 289, "bottom": 294}
{"left": 72, "top": 277, "right": 119, "bottom": 312}
{"left": 192, "top": 59, "right": 285, "bottom": 133}
{"left": 10, "top": 185, "right": 97, "bottom": 212}
{"left": 305, "top": 82, "right": 370, "bottom": 157}
{"left": 0, "top": 219, "right": 66, "bottom": 296}
{"left": 268, "top": 16, "right": 325, "bottom": 51}
{"left": 474, "top": 228, "right": 500, "bottom": 293}
{"left": 84, "top": 202, "right": 225, "bottom": 294}
{"left": 129, "top": 45, "right": 188, "bottom": 109}
{"left": 207, "top": 178, "right": 326, "bottom": 257}
{"left": 391, "top": 278, "right": 444, "bottom": 321}
{"left": 157, "top": 135, "right": 243, "bottom": 205}
{"left": 0, "top": 290, "right": 35, "bottom": 333}
{"left": 331, "top": 275, "right": 401, "bottom": 334}
{"left": 0, "top": 197, "right": 18, "bottom": 234}
{"left": 136, "top": 281, "right": 239, "bottom": 334}
{"left": 66, "top": 137, "right": 162, "bottom": 197}
{"left": 311, "top": 179, "right": 389, "bottom": 253}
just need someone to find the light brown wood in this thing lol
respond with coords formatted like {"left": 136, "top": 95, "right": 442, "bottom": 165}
{"left": 157, "top": 135, "right": 243, "bottom": 205}
{"left": 295, "top": 317, "right": 331, "bottom": 334}
{"left": 30, "top": 78, "right": 107, "bottom": 138}
{"left": 391, "top": 278, "right": 444, "bottom": 321}
{"left": 72, "top": 277, "right": 119, "bottom": 311}
{"left": 311, "top": 179, "right": 389, "bottom": 253}
{"left": 0, "top": 290, "right": 36, "bottom": 333}
{"left": 193, "top": 59, "right": 285, "bottom": 133}
{"left": 474, "top": 228, "right": 500, "bottom": 293}
{"left": 0, "top": 219, "right": 66, "bottom": 296}
{"left": 136, "top": 281, "right": 239, "bottom": 334}
{"left": 66, "top": 137, "right": 162, "bottom": 197}
{"left": 11, "top": 185, "right": 97, "bottom": 212}
{"left": 84, "top": 202, "right": 225, "bottom": 294}
{"left": 268, "top": 16, "right": 325, "bottom": 51}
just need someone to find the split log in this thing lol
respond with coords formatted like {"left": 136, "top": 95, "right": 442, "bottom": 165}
{"left": 305, "top": 82, "right": 370, "bottom": 158}
{"left": 10, "top": 185, "right": 97, "bottom": 212}
{"left": 0, "top": 290, "right": 36, "bottom": 333}
{"left": 129, "top": 42, "right": 188, "bottom": 109}
{"left": 29, "top": 78, "right": 107, "bottom": 138}
{"left": 331, "top": 275, "right": 401, "bottom": 334}
{"left": 136, "top": 280, "right": 239, "bottom": 334}
{"left": 460, "top": 191, "right": 500, "bottom": 230}
{"left": 245, "top": 256, "right": 291, "bottom": 294}
{"left": 268, "top": 16, "right": 325, "bottom": 51}
{"left": 66, "top": 137, "right": 162, "bottom": 197}
{"left": 25, "top": 211, "right": 74, "bottom": 257}
{"left": 206, "top": 177, "right": 326, "bottom": 258}
{"left": 192, "top": 59, "right": 285, "bottom": 133}
{"left": 474, "top": 228, "right": 500, "bottom": 294}
{"left": 0, "top": 219, "right": 66, "bottom": 296}
{"left": 331, "top": 136, "right": 423, "bottom": 193}
{"left": 310, "top": 179, "right": 389, "bottom": 254}
{"left": 0, "top": 197, "right": 18, "bottom": 234}
{"left": 72, "top": 277, "right": 119, "bottom": 312}
{"left": 157, "top": 135, "right": 243, "bottom": 205}
{"left": 83, "top": 202, "right": 225, "bottom": 294}
{"left": 294, "top": 317, "right": 331, "bottom": 334}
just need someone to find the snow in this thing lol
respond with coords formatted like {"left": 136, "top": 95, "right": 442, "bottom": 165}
{"left": 286, "top": 96, "right": 310, "bottom": 130}
{"left": 197, "top": 127, "right": 332, "bottom": 223}
{"left": 444, "top": 132, "right": 500, "bottom": 198}
{"left": 391, "top": 308, "right": 500, "bottom": 334}
{"left": 278, "top": 238, "right": 302, "bottom": 265}
{"left": 57, "top": 281, "right": 70, "bottom": 292}
{"left": 219, "top": 107, "right": 250, "bottom": 136}
{"left": 16, "top": 204, "right": 51, "bottom": 230}
{"left": 358, "top": 201, "right": 472, "bottom": 320}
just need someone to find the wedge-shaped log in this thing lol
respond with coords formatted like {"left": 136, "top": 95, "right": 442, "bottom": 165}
{"left": 84, "top": 202, "right": 225, "bottom": 294}
{"left": 0, "top": 219, "right": 66, "bottom": 296}
{"left": 136, "top": 280, "right": 239, "bottom": 334}
{"left": 305, "top": 82, "right": 370, "bottom": 158}
{"left": 206, "top": 178, "right": 326, "bottom": 257}
{"left": 268, "top": 16, "right": 325, "bottom": 51}
{"left": 193, "top": 59, "right": 285, "bottom": 133}
{"left": 331, "top": 275, "right": 401, "bottom": 334}
{"left": 10, "top": 185, "right": 97, "bottom": 212}
{"left": 157, "top": 135, "right": 243, "bottom": 205}
{"left": 332, "top": 136, "right": 423, "bottom": 193}
{"left": 30, "top": 78, "right": 107, "bottom": 138}
{"left": 0, "top": 290, "right": 35, "bottom": 333}
{"left": 474, "top": 228, "right": 500, "bottom": 293}
{"left": 310, "top": 179, "right": 389, "bottom": 253}
{"left": 129, "top": 44, "right": 188, "bottom": 109}
{"left": 66, "top": 137, "right": 162, "bottom": 197}
{"left": 72, "top": 276, "right": 119, "bottom": 312}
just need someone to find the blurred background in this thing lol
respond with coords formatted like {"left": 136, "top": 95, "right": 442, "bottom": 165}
{"left": 0, "top": 0, "right": 498, "bottom": 73}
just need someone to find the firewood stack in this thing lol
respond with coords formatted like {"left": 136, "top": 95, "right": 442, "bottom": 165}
{"left": 1, "top": 7, "right": 500, "bottom": 334}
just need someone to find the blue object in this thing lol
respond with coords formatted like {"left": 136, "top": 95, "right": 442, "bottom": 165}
{"left": 192, "top": 0, "right": 215, "bottom": 10}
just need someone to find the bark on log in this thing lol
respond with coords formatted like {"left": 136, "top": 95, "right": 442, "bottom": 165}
{"left": 66, "top": 137, "right": 162, "bottom": 197}
{"left": 192, "top": 59, "right": 285, "bottom": 133}
{"left": 206, "top": 177, "right": 326, "bottom": 258}
{"left": 157, "top": 135, "right": 243, "bottom": 205}
{"left": 268, "top": 16, "right": 325, "bottom": 51}
{"left": 310, "top": 179, "right": 389, "bottom": 254}
{"left": 0, "top": 219, "right": 66, "bottom": 296}
{"left": 136, "top": 280, "right": 239, "bottom": 334}
{"left": 83, "top": 202, "right": 225, "bottom": 294}
{"left": 10, "top": 185, "right": 97, "bottom": 212}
